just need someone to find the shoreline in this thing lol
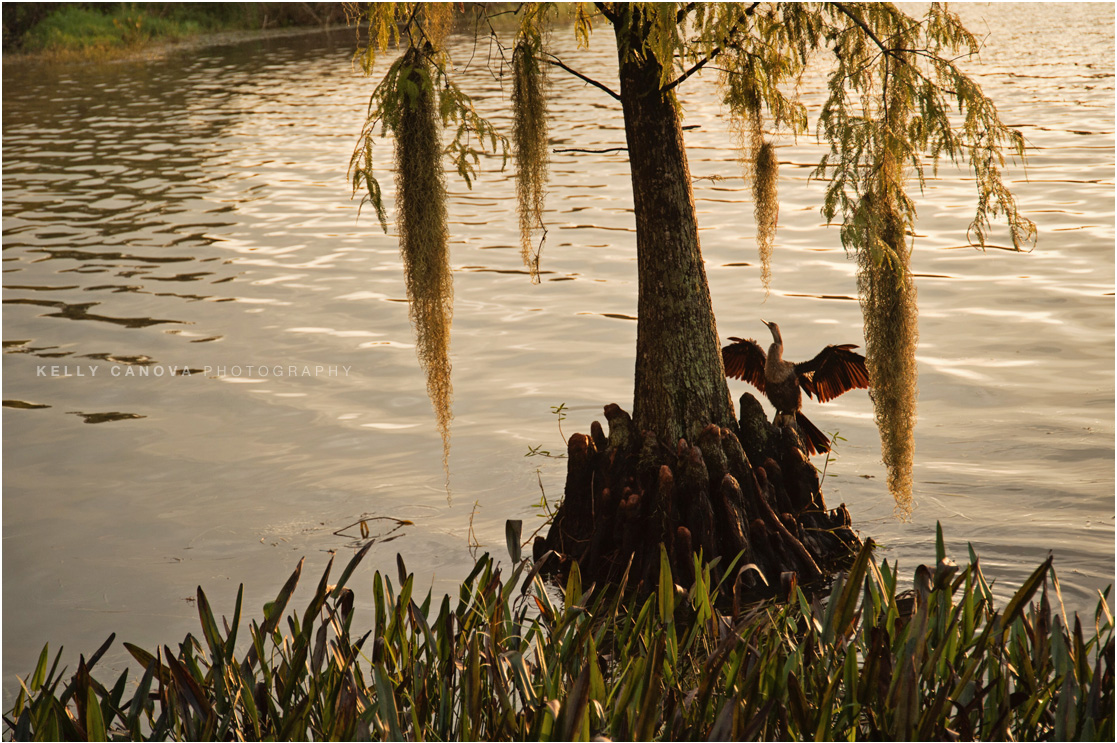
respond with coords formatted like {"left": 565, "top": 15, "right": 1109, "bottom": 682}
{"left": 3, "top": 24, "right": 353, "bottom": 66}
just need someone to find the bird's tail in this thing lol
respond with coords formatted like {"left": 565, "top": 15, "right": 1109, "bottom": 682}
{"left": 795, "top": 412, "right": 832, "bottom": 456}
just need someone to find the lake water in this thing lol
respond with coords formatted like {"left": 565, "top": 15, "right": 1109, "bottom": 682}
{"left": 3, "top": 3, "right": 1113, "bottom": 700}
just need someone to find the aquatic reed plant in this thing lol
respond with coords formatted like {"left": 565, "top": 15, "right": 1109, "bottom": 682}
{"left": 6, "top": 525, "right": 1112, "bottom": 741}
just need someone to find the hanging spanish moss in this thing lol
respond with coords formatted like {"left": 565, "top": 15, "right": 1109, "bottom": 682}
{"left": 511, "top": 35, "right": 549, "bottom": 283}
{"left": 728, "top": 88, "right": 778, "bottom": 296}
{"left": 394, "top": 46, "right": 454, "bottom": 482}
{"left": 753, "top": 139, "right": 779, "bottom": 294}
{"left": 857, "top": 201, "right": 918, "bottom": 517}
{"left": 865, "top": 49, "right": 919, "bottom": 517}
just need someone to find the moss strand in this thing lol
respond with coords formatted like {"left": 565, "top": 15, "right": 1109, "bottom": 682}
{"left": 394, "top": 47, "right": 454, "bottom": 483}
{"left": 512, "top": 35, "right": 549, "bottom": 282}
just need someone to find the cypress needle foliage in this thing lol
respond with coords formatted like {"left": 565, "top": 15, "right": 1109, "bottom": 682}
{"left": 348, "top": 2, "right": 507, "bottom": 221}
{"left": 722, "top": 14, "right": 804, "bottom": 296}
{"left": 7, "top": 528, "right": 1113, "bottom": 740}
{"left": 512, "top": 32, "right": 550, "bottom": 282}
{"left": 813, "top": 4, "right": 1034, "bottom": 508}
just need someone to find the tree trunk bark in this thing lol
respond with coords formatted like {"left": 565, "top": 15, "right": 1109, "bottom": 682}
{"left": 614, "top": 9, "right": 737, "bottom": 444}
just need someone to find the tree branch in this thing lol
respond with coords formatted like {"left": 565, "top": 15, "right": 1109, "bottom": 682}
{"left": 552, "top": 126, "right": 699, "bottom": 154}
{"left": 553, "top": 147, "right": 627, "bottom": 154}
{"left": 831, "top": 2, "right": 905, "bottom": 65}
{"left": 543, "top": 54, "right": 622, "bottom": 101}
{"left": 663, "top": 47, "right": 722, "bottom": 93}
{"left": 593, "top": 2, "right": 618, "bottom": 24}
{"left": 662, "top": 4, "right": 759, "bottom": 94}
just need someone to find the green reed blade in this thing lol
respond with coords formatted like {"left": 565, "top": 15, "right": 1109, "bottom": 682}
{"left": 195, "top": 587, "right": 225, "bottom": 663}
{"left": 1002, "top": 556, "right": 1053, "bottom": 632}
{"left": 29, "top": 644, "right": 50, "bottom": 694}
{"left": 658, "top": 544, "right": 674, "bottom": 626}
{"left": 84, "top": 684, "right": 107, "bottom": 742}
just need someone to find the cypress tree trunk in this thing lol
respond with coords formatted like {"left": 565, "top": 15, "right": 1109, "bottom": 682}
{"left": 614, "top": 10, "right": 736, "bottom": 444}
{"left": 534, "top": 9, "right": 862, "bottom": 600}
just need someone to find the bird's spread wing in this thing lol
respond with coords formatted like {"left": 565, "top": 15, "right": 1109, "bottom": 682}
{"left": 722, "top": 337, "right": 767, "bottom": 392}
{"left": 795, "top": 344, "right": 869, "bottom": 403}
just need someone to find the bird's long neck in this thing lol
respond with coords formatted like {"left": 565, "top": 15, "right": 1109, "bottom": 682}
{"left": 764, "top": 324, "right": 791, "bottom": 385}
{"left": 767, "top": 325, "right": 784, "bottom": 364}
{"left": 768, "top": 338, "right": 783, "bottom": 364}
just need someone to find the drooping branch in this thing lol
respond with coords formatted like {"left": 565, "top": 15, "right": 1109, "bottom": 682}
{"left": 662, "top": 4, "right": 758, "bottom": 94}
{"left": 831, "top": 2, "right": 907, "bottom": 67}
{"left": 663, "top": 48, "right": 723, "bottom": 94}
{"left": 542, "top": 54, "right": 621, "bottom": 100}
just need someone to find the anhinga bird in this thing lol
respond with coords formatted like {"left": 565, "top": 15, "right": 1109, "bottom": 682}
{"left": 722, "top": 320, "right": 870, "bottom": 456}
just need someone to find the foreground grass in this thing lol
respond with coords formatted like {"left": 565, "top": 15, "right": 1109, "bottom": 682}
{"left": 6, "top": 525, "right": 1114, "bottom": 741}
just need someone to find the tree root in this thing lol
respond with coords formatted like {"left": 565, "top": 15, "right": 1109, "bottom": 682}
{"left": 533, "top": 394, "right": 861, "bottom": 602}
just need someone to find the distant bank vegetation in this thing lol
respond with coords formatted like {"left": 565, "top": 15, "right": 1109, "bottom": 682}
{"left": 2, "top": 3, "right": 348, "bottom": 58}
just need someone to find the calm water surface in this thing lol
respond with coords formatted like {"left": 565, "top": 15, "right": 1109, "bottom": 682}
{"left": 3, "top": 3, "right": 1113, "bottom": 697}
